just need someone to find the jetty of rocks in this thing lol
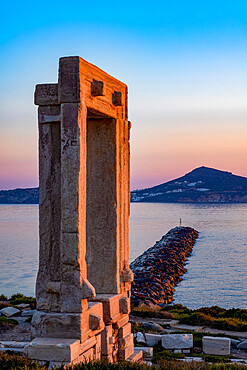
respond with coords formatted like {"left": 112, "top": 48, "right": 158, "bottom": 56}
{"left": 130, "top": 226, "right": 198, "bottom": 306}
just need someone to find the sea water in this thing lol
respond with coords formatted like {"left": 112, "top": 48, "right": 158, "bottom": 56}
{"left": 0, "top": 203, "right": 246, "bottom": 309}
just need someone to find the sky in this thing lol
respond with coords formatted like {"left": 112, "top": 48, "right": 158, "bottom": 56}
{"left": 1, "top": 0, "right": 247, "bottom": 190}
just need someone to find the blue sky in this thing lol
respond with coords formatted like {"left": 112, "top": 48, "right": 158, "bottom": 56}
{"left": 1, "top": 0, "right": 247, "bottom": 189}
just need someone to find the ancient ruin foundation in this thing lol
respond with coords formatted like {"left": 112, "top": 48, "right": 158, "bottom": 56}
{"left": 24, "top": 56, "right": 142, "bottom": 365}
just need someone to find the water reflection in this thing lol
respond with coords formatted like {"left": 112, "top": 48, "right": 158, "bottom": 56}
{"left": 0, "top": 203, "right": 246, "bottom": 309}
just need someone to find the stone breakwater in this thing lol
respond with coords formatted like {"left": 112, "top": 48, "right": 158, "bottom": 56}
{"left": 130, "top": 226, "right": 198, "bottom": 306}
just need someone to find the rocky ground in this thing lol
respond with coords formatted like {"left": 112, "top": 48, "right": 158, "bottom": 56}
{"left": 130, "top": 226, "right": 199, "bottom": 306}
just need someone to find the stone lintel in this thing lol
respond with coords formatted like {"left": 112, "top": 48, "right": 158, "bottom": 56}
{"left": 57, "top": 56, "right": 127, "bottom": 118}
{"left": 35, "top": 84, "right": 59, "bottom": 106}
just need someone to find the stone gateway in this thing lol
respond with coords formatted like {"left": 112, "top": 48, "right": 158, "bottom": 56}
{"left": 24, "top": 56, "right": 141, "bottom": 365}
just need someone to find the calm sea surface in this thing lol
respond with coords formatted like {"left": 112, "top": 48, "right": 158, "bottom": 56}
{"left": 0, "top": 203, "right": 246, "bottom": 309}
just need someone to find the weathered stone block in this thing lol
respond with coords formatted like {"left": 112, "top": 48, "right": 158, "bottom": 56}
{"left": 21, "top": 310, "right": 35, "bottom": 317}
{"left": 118, "top": 333, "right": 133, "bottom": 349}
{"left": 145, "top": 333, "right": 161, "bottom": 346}
{"left": 0, "top": 341, "right": 30, "bottom": 348}
{"left": 237, "top": 340, "right": 247, "bottom": 350}
{"left": 113, "top": 315, "right": 129, "bottom": 330}
{"left": 134, "top": 346, "right": 153, "bottom": 360}
{"left": 136, "top": 332, "right": 146, "bottom": 344}
{"left": 95, "top": 334, "right": 102, "bottom": 360}
{"left": 128, "top": 349, "right": 143, "bottom": 362}
{"left": 58, "top": 57, "right": 80, "bottom": 103}
{"left": 143, "top": 321, "right": 164, "bottom": 331}
{"left": 24, "top": 338, "right": 81, "bottom": 362}
{"left": 0, "top": 307, "right": 20, "bottom": 317}
{"left": 118, "top": 323, "right": 131, "bottom": 339}
{"left": 90, "top": 294, "right": 128, "bottom": 324}
{"left": 162, "top": 334, "right": 193, "bottom": 349}
{"left": 35, "top": 84, "right": 59, "bottom": 105}
{"left": 118, "top": 341, "right": 134, "bottom": 360}
{"left": 202, "top": 336, "right": 230, "bottom": 355}
{"left": 89, "top": 314, "right": 102, "bottom": 331}
{"left": 31, "top": 302, "right": 104, "bottom": 341}
{"left": 25, "top": 336, "right": 101, "bottom": 363}
{"left": 119, "top": 297, "right": 130, "bottom": 314}
{"left": 121, "top": 267, "right": 134, "bottom": 283}
{"left": 16, "top": 304, "right": 30, "bottom": 309}
{"left": 101, "top": 325, "right": 113, "bottom": 356}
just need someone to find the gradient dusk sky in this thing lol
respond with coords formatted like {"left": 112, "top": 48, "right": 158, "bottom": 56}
{"left": 1, "top": 1, "right": 247, "bottom": 190}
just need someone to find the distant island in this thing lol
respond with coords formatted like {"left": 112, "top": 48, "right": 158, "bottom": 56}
{"left": 131, "top": 166, "right": 247, "bottom": 203}
{"left": 1, "top": 166, "right": 247, "bottom": 204}
{"left": 0, "top": 187, "right": 39, "bottom": 204}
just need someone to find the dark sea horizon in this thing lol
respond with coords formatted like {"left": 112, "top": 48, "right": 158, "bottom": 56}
{"left": 0, "top": 203, "right": 246, "bottom": 309}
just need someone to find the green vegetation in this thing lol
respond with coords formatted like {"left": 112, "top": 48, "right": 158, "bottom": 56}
{"left": 0, "top": 292, "right": 37, "bottom": 308}
{"left": 131, "top": 322, "right": 146, "bottom": 333}
{"left": 0, "top": 301, "right": 11, "bottom": 309}
{"left": 153, "top": 344, "right": 185, "bottom": 363}
{"left": 9, "top": 292, "right": 36, "bottom": 308}
{"left": 0, "top": 352, "right": 154, "bottom": 370}
{"left": 1, "top": 352, "right": 247, "bottom": 370}
{"left": 0, "top": 351, "right": 47, "bottom": 370}
{"left": 163, "top": 305, "right": 247, "bottom": 332}
{"left": 131, "top": 306, "right": 175, "bottom": 319}
{"left": 131, "top": 304, "right": 247, "bottom": 332}
{"left": 0, "top": 316, "right": 18, "bottom": 329}
{"left": 63, "top": 361, "right": 153, "bottom": 370}
{"left": 0, "top": 294, "right": 8, "bottom": 301}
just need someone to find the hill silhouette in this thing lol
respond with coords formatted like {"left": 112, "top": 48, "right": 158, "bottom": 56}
{"left": 1, "top": 167, "right": 247, "bottom": 204}
{"left": 0, "top": 187, "right": 39, "bottom": 204}
{"left": 131, "top": 166, "right": 247, "bottom": 203}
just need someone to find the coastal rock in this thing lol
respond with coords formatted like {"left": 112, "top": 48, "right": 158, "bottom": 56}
{"left": 0, "top": 307, "right": 20, "bottom": 317}
{"left": 130, "top": 227, "right": 198, "bottom": 305}
{"left": 231, "top": 339, "right": 241, "bottom": 348}
{"left": 21, "top": 310, "right": 36, "bottom": 317}
{"left": 16, "top": 304, "right": 31, "bottom": 309}
{"left": 143, "top": 321, "right": 164, "bottom": 332}
{"left": 237, "top": 340, "right": 247, "bottom": 350}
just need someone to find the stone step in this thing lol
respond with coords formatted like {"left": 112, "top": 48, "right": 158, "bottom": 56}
{"left": 128, "top": 349, "right": 143, "bottom": 362}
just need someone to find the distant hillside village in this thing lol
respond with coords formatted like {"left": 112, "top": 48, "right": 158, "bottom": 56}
{"left": 131, "top": 166, "right": 247, "bottom": 203}
{"left": 1, "top": 166, "right": 247, "bottom": 204}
